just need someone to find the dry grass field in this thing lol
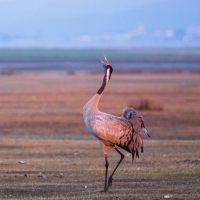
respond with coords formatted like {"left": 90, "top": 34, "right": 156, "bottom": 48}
{"left": 0, "top": 71, "right": 200, "bottom": 199}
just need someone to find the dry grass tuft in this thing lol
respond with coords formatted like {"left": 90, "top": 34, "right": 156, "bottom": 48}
{"left": 128, "top": 98, "right": 163, "bottom": 111}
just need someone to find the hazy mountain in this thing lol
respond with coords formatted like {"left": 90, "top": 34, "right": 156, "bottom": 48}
{"left": 0, "top": 0, "right": 199, "bottom": 48}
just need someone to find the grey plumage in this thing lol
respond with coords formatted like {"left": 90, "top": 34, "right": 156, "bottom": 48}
{"left": 83, "top": 56, "right": 150, "bottom": 192}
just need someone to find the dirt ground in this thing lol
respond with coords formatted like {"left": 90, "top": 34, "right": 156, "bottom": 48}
{"left": 0, "top": 71, "right": 200, "bottom": 199}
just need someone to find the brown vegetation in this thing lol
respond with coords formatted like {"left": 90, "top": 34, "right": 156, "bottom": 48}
{"left": 128, "top": 98, "right": 163, "bottom": 111}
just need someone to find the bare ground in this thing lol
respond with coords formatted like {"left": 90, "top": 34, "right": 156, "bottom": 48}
{"left": 0, "top": 71, "right": 200, "bottom": 199}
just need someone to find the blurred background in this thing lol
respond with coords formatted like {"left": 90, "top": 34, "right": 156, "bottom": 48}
{"left": 0, "top": 0, "right": 200, "bottom": 71}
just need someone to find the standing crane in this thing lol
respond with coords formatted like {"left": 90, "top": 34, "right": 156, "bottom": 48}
{"left": 83, "top": 56, "right": 150, "bottom": 192}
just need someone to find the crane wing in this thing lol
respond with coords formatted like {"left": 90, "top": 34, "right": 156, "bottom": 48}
{"left": 90, "top": 112, "right": 143, "bottom": 160}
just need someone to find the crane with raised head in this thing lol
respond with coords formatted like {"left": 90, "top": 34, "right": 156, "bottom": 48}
{"left": 83, "top": 56, "right": 150, "bottom": 192}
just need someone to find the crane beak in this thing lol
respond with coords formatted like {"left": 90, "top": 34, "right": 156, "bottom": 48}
{"left": 99, "top": 55, "right": 109, "bottom": 67}
{"left": 104, "top": 55, "right": 108, "bottom": 62}
{"left": 138, "top": 128, "right": 150, "bottom": 138}
{"left": 99, "top": 58, "right": 106, "bottom": 68}
{"left": 144, "top": 129, "right": 150, "bottom": 138}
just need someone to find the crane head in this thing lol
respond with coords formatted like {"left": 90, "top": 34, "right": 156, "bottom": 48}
{"left": 122, "top": 107, "right": 150, "bottom": 138}
{"left": 99, "top": 56, "right": 113, "bottom": 82}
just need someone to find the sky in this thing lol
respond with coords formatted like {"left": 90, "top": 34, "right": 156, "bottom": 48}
{"left": 0, "top": 0, "right": 200, "bottom": 48}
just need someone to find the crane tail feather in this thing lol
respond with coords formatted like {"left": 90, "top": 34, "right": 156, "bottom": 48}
{"left": 130, "top": 131, "right": 143, "bottom": 161}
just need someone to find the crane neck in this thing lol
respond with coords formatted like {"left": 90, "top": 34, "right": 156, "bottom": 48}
{"left": 83, "top": 69, "right": 110, "bottom": 114}
{"left": 88, "top": 72, "right": 108, "bottom": 112}
{"left": 97, "top": 73, "right": 108, "bottom": 95}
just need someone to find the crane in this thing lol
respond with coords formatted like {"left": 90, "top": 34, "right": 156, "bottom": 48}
{"left": 83, "top": 56, "right": 150, "bottom": 191}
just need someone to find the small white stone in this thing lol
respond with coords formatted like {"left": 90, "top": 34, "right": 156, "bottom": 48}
{"left": 164, "top": 194, "right": 173, "bottom": 199}
{"left": 19, "top": 161, "right": 26, "bottom": 164}
{"left": 84, "top": 185, "right": 88, "bottom": 189}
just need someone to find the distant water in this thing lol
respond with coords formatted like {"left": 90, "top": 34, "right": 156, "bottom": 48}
{"left": 0, "top": 48, "right": 200, "bottom": 71}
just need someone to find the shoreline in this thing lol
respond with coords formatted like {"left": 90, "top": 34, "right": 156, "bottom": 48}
{"left": 0, "top": 67, "right": 200, "bottom": 76}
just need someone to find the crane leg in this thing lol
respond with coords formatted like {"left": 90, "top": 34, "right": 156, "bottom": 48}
{"left": 103, "top": 154, "right": 109, "bottom": 192}
{"left": 99, "top": 141, "right": 110, "bottom": 192}
{"left": 107, "top": 147, "right": 124, "bottom": 190}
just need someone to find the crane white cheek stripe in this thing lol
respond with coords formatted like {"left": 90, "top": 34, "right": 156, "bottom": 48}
{"left": 106, "top": 68, "right": 110, "bottom": 83}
